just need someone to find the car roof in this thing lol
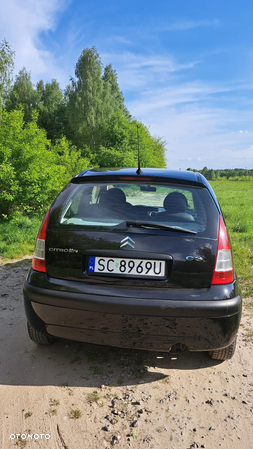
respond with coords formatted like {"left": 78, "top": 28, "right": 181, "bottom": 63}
{"left": 74, "top": 167, "right": 207, "bottom": 185}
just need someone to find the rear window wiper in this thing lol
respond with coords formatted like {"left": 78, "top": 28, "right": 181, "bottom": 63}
{"left": 126, "top": 220, "right": 197, "bottom": 234}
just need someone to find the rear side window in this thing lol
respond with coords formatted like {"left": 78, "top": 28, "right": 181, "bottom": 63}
{"left": 56, "top": 182, "right": 218, "bottom": 238}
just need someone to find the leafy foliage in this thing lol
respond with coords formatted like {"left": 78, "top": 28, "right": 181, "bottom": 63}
{"left": 6, "top": 71, "right": 67, "bottom": 142}
{"left": 102, "top": 64, "right": 128, "bottom": 116}
{"left": 94, "top": 113, "right": 166, "bottom": 168}
{"left": 65, "top": 47, "right": 105, "bottom": 150}
{"left": 5, "top": 68, "right": 40, "bottom": 122}
{"left": 0, "top": 109, "right": 89, "bottom": 217}
{"left": 36, "top": 79, "right": 67, "bottom": 142}
{"left": 1, "top": 42, "right": 166, "bottom": 223}
{"left": 0, "top": 38, "right": 15, "bottom": 109}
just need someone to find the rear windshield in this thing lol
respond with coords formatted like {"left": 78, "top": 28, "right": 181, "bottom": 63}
{"left": 55, "top": 182, "right": 218, "bottom": 238}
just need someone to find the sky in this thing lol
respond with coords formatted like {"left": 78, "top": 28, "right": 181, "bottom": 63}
{"left": 1, "top": 0, "right": 253, "bottom": 170}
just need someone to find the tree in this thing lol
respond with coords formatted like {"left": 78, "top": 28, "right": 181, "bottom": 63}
{"left": 93, "top": 112, "right": 166, "bottom": 168}
{"left": 53, "top": 137, "right": 90, "bottom": 180}
{"left": 0, "top": 39, "right": 15, "bottom": 108}
{"left": 102, "top": 64, "right": 128, "bottom": 116}
{"left": 65, "top": 47, "right": 131, "bottom": 154}
{"left": 37, "top": 79, "right": 66, "bottom": 142}
{"left": 6, "top": 73, "right": 67, "bottom": 141}
{"left": 65, "top": 47, "right": 104, "bottom": 150}
{"left": 0, "top": 109, "right": 90, "bottom": 217}
{"left": 6, "top": 68, "right": 40, "bottom": 122}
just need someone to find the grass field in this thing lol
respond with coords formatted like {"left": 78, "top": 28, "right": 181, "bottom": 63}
{"left": 210, "top": 180, "right": 253, "bottom": 298}
{"left": 0, "top": 214, "right": 43, "bottom": 261}
{"left": 0, "top": 180, "right": 252, "bottom": 296}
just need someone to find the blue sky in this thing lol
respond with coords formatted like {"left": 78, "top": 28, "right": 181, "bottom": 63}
{"left": 1, "top": 0, "right": 253, "bottom": 169}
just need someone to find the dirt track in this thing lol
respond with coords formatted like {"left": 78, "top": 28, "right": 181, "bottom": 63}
{"left": 0, "top": 260, "right": 252, "bottom": 449}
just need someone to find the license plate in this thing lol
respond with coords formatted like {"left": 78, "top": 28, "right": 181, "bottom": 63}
{"left": 88, "top": 256, "right": 165, "bottom": 278}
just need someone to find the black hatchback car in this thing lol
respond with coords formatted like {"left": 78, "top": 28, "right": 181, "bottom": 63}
{"left": 23, "top": 168, "right": 242, "bottom": 360}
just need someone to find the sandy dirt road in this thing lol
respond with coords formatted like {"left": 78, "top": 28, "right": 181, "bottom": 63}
{"left": 0, "top": 260, "right": 252, "bottom": 449}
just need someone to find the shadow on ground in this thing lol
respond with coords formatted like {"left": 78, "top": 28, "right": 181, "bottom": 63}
{"left": 0, "top": 260, "right": 221, "bottom": 389}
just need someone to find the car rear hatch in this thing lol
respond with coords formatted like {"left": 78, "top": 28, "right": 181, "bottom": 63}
{"left": 43, "top": 177, "right": 220, "bottom": 291}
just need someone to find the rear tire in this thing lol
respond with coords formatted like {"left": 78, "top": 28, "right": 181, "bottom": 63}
{"left": 27, "top": 322, "right": 56, "bottom": 345}
{"left": 208, "top": 337, "right": 237, "bottom": 361}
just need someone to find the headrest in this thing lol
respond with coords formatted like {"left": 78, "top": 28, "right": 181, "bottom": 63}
{"left": 100, "top": 188, "right": 126, "bottom": 205}
{"left": 163, "top": 192, "right": 188, "bottom": 213}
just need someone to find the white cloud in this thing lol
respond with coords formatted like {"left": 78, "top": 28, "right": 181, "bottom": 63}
{"left": 102, "top": 48, "right": 253, "bottom": 170}
{"left": 108, "top": 35, "right": 132, "bottom": 45}
{"left": 135, "top": 106, "right": 253, "bottom": 170}
{"left": 116, "top": 68, "right": 253, "bottom": 170}
{"left": 160, "top": 19, "right": 220, "bottom": 31}
{"left": 109, "top": 51, "right": 253, "bottom": 170}
{"left": 0, "top": 0, "right": 70, "bottom": 84}
{"left": 102, "top": 51, "right": 200, "bottom": 91}
{"left": 126, "top": 79, "right": 251, "bottom": 118}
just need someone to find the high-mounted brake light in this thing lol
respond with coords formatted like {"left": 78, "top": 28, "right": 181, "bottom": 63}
{"left": 211, "top": 215, "right": 234, "bottom": 285}
{"left": 32, "top": 208, "right": 51, "bottom": 273}
{"left": 119, "top": 177, "right": 153, "bottom": 181}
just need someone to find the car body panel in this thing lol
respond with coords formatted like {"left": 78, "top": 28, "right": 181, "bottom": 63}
{"left": 45, "top": 229, "right": 217, "bottom": 289}
{"left": 24, "top": 277, "right": 241, "bottom": 351}
{"left": 23, "top": 168, "right": 242, "bottom": 354}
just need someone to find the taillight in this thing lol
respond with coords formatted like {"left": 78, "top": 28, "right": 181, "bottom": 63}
{"left": 32, "top": 208, "right": 51, "bottom": 273}
{"left": 211, "top": 215, "right": 234, "bottom": 285}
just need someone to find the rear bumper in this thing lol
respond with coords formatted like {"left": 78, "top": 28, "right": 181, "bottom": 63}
{"left": 23, "top": 272, "right": 242, "bottom": 352}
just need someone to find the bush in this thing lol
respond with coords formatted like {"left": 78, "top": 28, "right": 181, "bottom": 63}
{"left": 93, "top": 113, "right": 166, "bottom": 168}
{"left": 0, "top": 109, "right": 90, "bottom": 217}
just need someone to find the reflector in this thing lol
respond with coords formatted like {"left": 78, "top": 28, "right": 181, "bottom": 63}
{"left": 211, "top": 215, "right": 234, "bottom": 285}
{"left": 32, "top": 208, "right": 51, "bottom": 273}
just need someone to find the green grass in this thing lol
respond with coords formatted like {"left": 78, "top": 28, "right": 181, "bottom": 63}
{"left": 0, "top": 214, "right": 43, "bottom": 261}
{"left": 69, "top": 409, "right": 82, "bottom": 419}
{"left": 210, "top": 180, "right": 253, "bottom": 297}
{"left": 87, "top": 390, "right": 101, "bottom": 403}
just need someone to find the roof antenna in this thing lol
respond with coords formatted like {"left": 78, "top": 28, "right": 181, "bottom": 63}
{"left": 136, "top": 124, "right": 143, "bottom": 175}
